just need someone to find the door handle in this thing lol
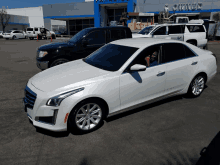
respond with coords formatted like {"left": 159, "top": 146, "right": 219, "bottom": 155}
{"left": 191, "top": 61, "right": 198, "bottom": 65}
{"left": 157, "top": 71, "right": 165, "bottom": 76}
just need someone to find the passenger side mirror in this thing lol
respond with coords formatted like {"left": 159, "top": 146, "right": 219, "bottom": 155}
{"left": 130, "top": 64, "right": 146, "bottom": 71}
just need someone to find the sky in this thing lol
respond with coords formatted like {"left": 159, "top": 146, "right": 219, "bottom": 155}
{"left": 1, "top": 0, "right": 86, "bottom": 9}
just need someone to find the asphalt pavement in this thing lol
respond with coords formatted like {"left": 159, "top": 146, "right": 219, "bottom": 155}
{"left": 0, "top": 38, "right": 220, "bottom": 165}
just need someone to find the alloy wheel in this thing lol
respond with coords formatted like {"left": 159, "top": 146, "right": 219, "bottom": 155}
{"left": 191, "top": 76, "right": 205, "bottom": 96}
{"left": 75, "top": 103, "right": 102, "bottom": 131}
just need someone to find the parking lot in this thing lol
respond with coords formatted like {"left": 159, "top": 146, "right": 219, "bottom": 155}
{"left": 0, "top": 38, "right": 220, "bottom": 165}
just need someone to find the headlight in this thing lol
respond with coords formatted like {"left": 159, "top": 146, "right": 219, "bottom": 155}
{"left": 46, "top": 88, "right": 84, "bottom": 106}
{"left": 38, "top": 51, "right": 48, "bottom": 58}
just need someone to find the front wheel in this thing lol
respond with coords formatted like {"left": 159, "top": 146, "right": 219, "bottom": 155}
{"left": 68, "top": 99, "right": 106, "bottom": 134}
{"left": 187, "top": 74, "right": 206, "bottom": 98}
{"left": 12, "top": 35, "right": 16, "bottom": 40}
{"left": 50, "top": 58, "right": 69, "bottom": 67}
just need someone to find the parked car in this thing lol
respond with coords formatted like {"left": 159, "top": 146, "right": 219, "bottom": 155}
{"left": 23, "top": 38, "right": 217, "bottom": 133}
{"left": 2, "top": 30, "right": 27, "bottom": 40}
{"left": 132, "top": 23, "right": 208, "bottom": 49}
{"left": 26, "top": 27, "right": 56, "bottom": 40}
{"left": 36, "top": 26, "right": 132, "bottom": 70}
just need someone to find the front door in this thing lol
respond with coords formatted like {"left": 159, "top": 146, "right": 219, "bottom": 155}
{"left": 82, "top": 30, "right": 106, "bottom": 56}
{"left": 168, "top": 25, "right": 184, "bottom": 41}
{"left": 119, "top": 44, "right": 167, "bottom": 110}
{"left": 152, "top": 26, "right": 169, "bottom": 39}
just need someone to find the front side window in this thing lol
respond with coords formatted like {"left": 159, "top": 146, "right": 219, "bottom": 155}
{"left": 187, "top": 25, "right": 205, "bottom": 32}
{"left": 162, "top": 43, "right": 185, "bottom": 63}
{"left": 153, "top": 26, "right": 167, "bottom": 35}
{"left": 69, "top": 28, "right": 90, "bottom": 43}
{"left": 85, "top": 30, "right": 105, "bottom": 45}
{"left": 34, "top": 28, "right": 38, "bottom": 31}
{"left": 138, "top": 26, "right": 155, "bottom": 35}
{"left": 168, "top": 25, "right": 183, "bottom": 34}
{"left": 83, "top": 44, "right": 138, "bottom": 71}
{"left": 26, "top": 28, "right": 33, "bottom": 31}
{"left": 131, "top": 44, "right": 161, "bottom": 68}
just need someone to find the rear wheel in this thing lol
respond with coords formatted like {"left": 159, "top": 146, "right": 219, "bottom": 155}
{"left": 187, "top": 74, "right": 206, "bottom": 98}
{"left": 187, "top": 40, "right": 197, "bottom": 46}
{"left": 12, "top": 35, "right": 16, "bottom": 40}
{"left": 68, "top": 99, "right": 106, "bottom": 134}
{"left": 50, "top": 58, "right": 69, "bottom": 67}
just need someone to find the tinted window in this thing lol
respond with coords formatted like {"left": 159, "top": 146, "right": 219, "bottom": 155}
{"left": 183, "top": 45, "right": 196, "bottom": 58}
{"left": 27, "top": 28, "right": 33, "bottom": 31}
{"left": 187, "top": 25, "right": 205, "bottom": 32}
{"left": 110, "top": 29, "right": 126, "bottom": 41}
{"left": 153, "top": 26, "right": 166, "bottom": 35}
{"left": 34, "top": 28, "right": 38, "bottom": 31}
{"left": 69, "top": 28, "right": 90, "bottom": 43}
{"left": 83, "top": 44, "right": 138, "bottom": 71}
{"left": 85, "top": 30, "right": 105, "bottom": 45}
{"left": 138, "top": 26, "right": 155, "bottom": 35}
{"left": 178, "top": 18, "right": 188, "bottom": 23}
{"left": 162, "top": 43, "right": 185, "bottom": 63}
{"left": 168, "top": 25, "right": 183, "bottom": 34}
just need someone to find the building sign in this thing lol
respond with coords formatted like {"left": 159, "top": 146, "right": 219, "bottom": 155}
{"left": 139, "top": 13, "right": 154, "bottom": 16}
{"left": 173, "top": 2, "right": 202, "bottom": 12}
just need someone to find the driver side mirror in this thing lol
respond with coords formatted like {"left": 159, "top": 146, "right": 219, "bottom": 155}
{"left": 130, "top": 64, "right": 146, "bottom": 72}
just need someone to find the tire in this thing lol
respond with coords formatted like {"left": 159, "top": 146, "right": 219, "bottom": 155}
{"left": 203, "top": 44, "right": 208, "bottom": 50}
{"left": 187, "top": 74, "right": 206, "bottom": 98}
{"left": 12, "top": 35, "right": 16, "bottom": 40}
{"left": 29, "top": 37, "right": 33, "bottom": 40}
{"left": 187, "top": 41, "right": 197, "bottom": 46}
{"left": 50, "top": 58, "right": 69, "bottom": 67}
{"left": 52, "top": 35, "right": 56, "bottom": 39}
{"left": 68, "top": 99, "right": 106, "bottom": 134}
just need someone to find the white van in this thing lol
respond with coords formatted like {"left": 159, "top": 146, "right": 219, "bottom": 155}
{"left": 132, "top": 23, "right": 207, "bottom": 48}
{"left": 26, "top": 27, "right": 56, "bottom": 40}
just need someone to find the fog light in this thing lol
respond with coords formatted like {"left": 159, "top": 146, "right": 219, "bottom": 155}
{"left": 35, "top": 109, "right": 58, "bottom": 125}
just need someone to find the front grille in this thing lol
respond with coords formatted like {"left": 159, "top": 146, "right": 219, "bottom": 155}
{"left": 24, "top": 86, "right": 37, "bottom": 109}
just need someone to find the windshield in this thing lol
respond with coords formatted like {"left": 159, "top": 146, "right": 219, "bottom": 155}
{"left": 69, "top": 28, "right": 91, "bottom": 43}
{"left": 83, "top": 44, "right": 138, "bottom": 71}
{"left": 6, "top": 30, "right": 12, "bottom": 33}
{"left": 138, "top": 26, "right": 155, "bottom": 35}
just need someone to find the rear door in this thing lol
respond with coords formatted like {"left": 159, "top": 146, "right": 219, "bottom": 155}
{"left": 162, "top": 43, "right": 197, "bottom": 95}
{"left": 168, "top": 25, "right": 184, "bottom": 41}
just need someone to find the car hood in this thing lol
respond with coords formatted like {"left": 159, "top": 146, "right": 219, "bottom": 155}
{"left": 38, "top": 41, "right": 70, "bottom": 51}
{"left": 30, "top": 59, "right": 110, "bottom": 92}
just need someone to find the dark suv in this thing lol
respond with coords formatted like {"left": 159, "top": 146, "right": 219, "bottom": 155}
{"left": 36, "top": 26, "right": 132, "bottom": 70}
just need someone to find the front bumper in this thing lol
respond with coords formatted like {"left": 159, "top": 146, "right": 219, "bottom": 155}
{"left": 36, "top": 60, "right": 49, "bottom": 70}
{"left": 23, "top": 85, "right": 68, "bottom": 132}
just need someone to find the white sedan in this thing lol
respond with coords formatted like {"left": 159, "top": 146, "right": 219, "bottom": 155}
{"left": 23, "top": 38, "right": 217, "bottom": 133}
{"left": 3, "top": 30, "right": 27, "bottom": 40}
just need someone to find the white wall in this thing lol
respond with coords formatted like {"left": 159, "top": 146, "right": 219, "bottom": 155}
{"left": 6, "top": 7, "right": 44, "bottom": 27}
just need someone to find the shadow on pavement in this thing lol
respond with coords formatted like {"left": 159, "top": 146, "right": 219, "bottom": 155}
{"left": 36, "top": 127, "right": 70, "bottom": 138}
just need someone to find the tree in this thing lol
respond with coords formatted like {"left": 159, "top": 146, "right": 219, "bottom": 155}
{"left": 0, "top": 8, "right": 10, "bottom": 33}
{"left": 212, "top": 12, "right": 220, "bottom": 40}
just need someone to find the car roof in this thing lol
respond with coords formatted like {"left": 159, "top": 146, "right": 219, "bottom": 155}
{"left": 111, "top": 38, "right": 185, "bottom": 48}
{"left": 87, "top": 26, "right": 129, "bottom": 30}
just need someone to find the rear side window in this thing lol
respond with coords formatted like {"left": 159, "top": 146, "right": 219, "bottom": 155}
{"left": 27, "top": 28, "right": 33, "bottom": 31}
{"left": 168, "top": 25, "right": 184, "bottom": 34}
{"left": 110, "top": 29, "right": 126, "bottom": 42}
{"left": 34, "top": 28, "right": 38, "bottom": 31}
{"left": 187, "top": 25, "right": 205, "bottom": 32}
{"left": 183, "top": 45, "right": 196, "bottom": 58}
{"left": 162, "top": 43, "right": 185, "bottom": 63}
